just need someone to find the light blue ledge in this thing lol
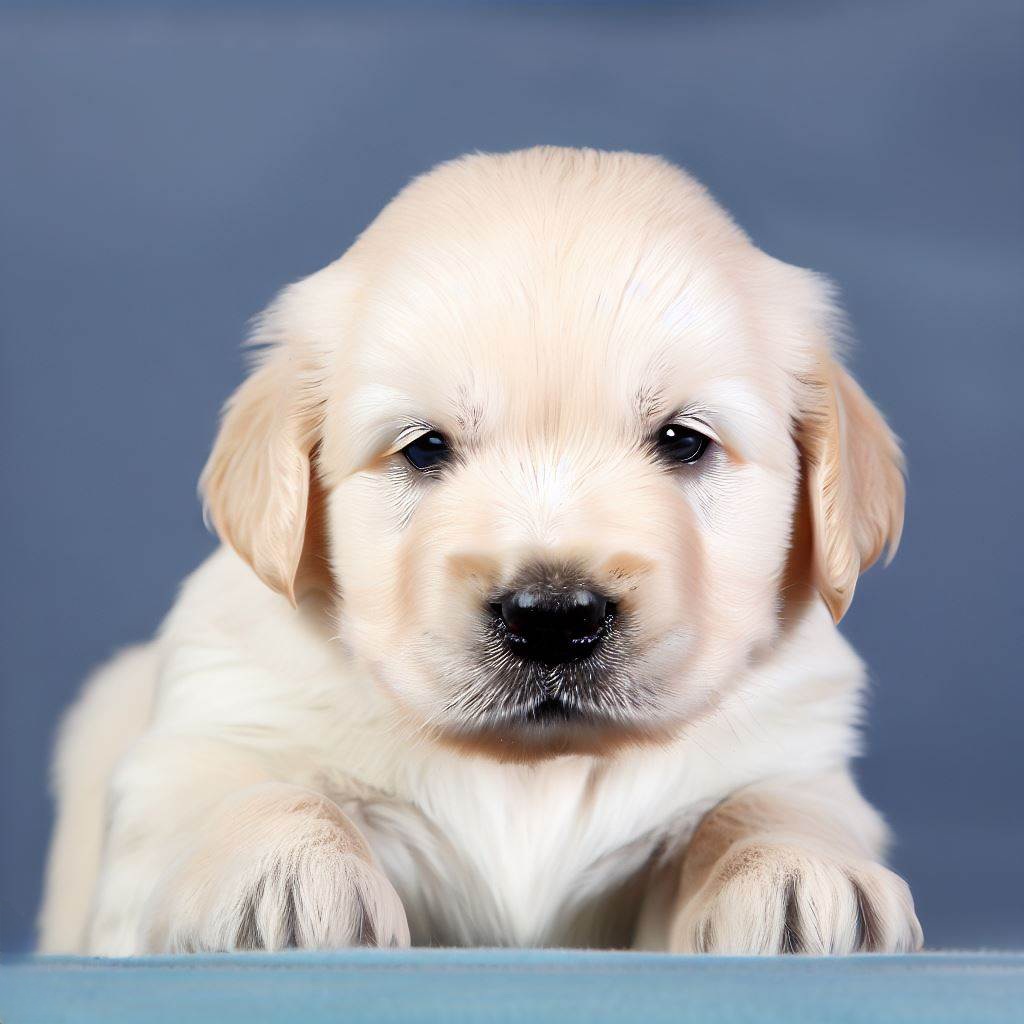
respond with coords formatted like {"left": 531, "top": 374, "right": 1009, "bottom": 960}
{"left": 1, "top": 949, "right": 1022, "bottom": 1024}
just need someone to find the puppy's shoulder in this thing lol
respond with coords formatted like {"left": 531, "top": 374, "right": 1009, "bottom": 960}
{"left": 153, "top": 547, "right": 345, "bottom": 732}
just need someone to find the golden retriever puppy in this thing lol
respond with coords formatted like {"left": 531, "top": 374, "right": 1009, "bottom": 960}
{"left": 38, "top": 147, "right": 922, "bottom": 955}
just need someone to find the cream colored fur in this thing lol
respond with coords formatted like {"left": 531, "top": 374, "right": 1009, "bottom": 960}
{"left": 38, "top": 147, "right": 920, "bottom": 955}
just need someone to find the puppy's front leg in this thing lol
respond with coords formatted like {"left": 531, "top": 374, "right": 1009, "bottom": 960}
{"left": 88, "top": 743, "right": 409, "bottom": 954}
{"left": 660, "top": 772, "right": 922, "bottom": 954}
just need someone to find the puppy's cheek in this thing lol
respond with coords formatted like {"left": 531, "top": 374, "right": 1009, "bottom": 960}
{"left": 613, "top": 497, "right": 708, "bottom": 663}
{"left": 328, "top": 479, "right": 430, "bottom": 651}
{"left": 329, "top": 498, "right": 497, "bottom": 723}
{"left": 679, "top": 467, "right": 795, "bottom": 663}
{"left": 391, "top": 483, "right": 510, "bottom": 649}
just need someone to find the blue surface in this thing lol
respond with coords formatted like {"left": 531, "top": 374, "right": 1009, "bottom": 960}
{"left": 1, "top": 0, "right": 1022, "bottom": 953}
{"left": 1, "top": 950, "right": 1022, "bottom": 1024}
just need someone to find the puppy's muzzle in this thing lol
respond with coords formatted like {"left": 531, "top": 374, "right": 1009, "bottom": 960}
{"left": 490, "top": 580, "right": 617, "bottom": 665}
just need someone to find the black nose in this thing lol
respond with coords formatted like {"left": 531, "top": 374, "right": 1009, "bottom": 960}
{"left": 491, "top": 583, "right": 616, "bottom": 665}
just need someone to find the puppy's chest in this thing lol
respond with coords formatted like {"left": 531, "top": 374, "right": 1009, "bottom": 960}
{"left": 342, "top": 761, "right": 708, "bottom": 947}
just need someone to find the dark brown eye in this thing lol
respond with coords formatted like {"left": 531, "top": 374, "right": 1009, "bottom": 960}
{"left": 655, "top": 423, "right": 710, "bottom": 464}
{"left": 402, "top": 431, "right": 452, "bottom": 472}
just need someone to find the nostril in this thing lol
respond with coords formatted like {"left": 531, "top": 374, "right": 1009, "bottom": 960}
{"left": 561, "top": 588, "right": 610, "bottom": 638}
{"left": 491, "top": 585, "right": 616, "bottom": 664}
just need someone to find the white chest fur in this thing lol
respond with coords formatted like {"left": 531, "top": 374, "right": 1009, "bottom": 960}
{"left": 338, "top": 747, "right": 740, "bottom": 947}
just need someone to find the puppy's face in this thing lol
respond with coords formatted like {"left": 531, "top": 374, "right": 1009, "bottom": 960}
{"left": 203, "top": 149, "right": 904, "bottom": 759}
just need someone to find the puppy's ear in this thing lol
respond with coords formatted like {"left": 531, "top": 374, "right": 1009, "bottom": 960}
{"left": 200, "top": 298, "right": 325, "bottom": 605}
{"left": 797, "top": 350, "right": 905, "bottom": 623}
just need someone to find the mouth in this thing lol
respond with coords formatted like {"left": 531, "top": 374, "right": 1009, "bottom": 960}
{"left": 443, "top": 662, "right": 623, "bottom": 734}
{"left": 439, "top": 684, "right": 662, "bottom": 762}
{"left": 521, "top": 694, "right": 590, "bottom": 725}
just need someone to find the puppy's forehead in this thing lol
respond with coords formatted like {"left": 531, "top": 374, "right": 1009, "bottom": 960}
{"left": 339, "top": 149, "right": 789, "bottom": 449}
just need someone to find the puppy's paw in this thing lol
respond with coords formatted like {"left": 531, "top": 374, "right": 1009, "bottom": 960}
{"left": 669, "top": 842, "right": 923, "bottom": 954}
{"left": 221, "top": 850, "right": 409, "bottom": 952}
{"left": 141, "top": 785, "right": 410, "bottom": 952}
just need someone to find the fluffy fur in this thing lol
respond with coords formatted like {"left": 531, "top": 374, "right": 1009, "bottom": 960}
{"left": 38, "top": 147, "right": 921, "bottom": 955}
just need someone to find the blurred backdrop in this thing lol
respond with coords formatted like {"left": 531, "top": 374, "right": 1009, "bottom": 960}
{"left": 1, "top": 0, "right": 1022, "bottom": 953}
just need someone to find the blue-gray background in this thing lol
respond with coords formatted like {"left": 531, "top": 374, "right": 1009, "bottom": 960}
{"left": 1, "top": 0, "right": 1021, "bottom": 953}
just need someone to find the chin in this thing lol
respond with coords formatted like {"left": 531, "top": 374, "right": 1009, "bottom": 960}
{"left": 434, "top": 708, "right": 678, "bottom": 763}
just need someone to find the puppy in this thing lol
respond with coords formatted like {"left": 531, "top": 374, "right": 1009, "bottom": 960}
{"left": 38, "top": 147, "right": 922, "bottom": 955}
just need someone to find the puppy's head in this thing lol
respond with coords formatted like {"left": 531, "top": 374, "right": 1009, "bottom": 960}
{"left": 202, "top": 148, "right": 904, "bottom": 759}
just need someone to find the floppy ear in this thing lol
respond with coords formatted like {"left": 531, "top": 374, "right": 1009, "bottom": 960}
{"left": 200, "top": 310, "right": 325, "bottom": 605}
{"left": 798, "top": 352, "right": 905, "bottom": 623}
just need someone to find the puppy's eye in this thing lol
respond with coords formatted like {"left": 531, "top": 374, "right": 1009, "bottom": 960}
{"left": 655, "top": 423, "right": 710, "bottom": 464}
{"left": 402, "top": 431, "right": 452, "bottom": 472}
